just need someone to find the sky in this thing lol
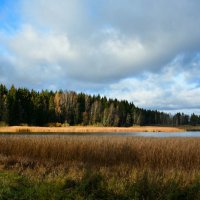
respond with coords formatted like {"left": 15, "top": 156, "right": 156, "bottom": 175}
{"left": 0, "top": 0, "right": 200, "bottom": 114}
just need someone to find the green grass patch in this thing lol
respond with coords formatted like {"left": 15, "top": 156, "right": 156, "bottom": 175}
{"left": 0, "top": 171, "right": 200, "bottom": 200}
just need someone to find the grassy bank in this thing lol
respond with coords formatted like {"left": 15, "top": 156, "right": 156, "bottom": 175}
{"left": 0, "top": 125, "right": 185, "bottom": 133}
{"left": 180, "top": 125, "right": 200, "bottom": 132}
{"left": 1, "top": 136, "right": 200, "bottom": 199}
{"left": 1, "top": 170, "right": 200, "bottom": 200}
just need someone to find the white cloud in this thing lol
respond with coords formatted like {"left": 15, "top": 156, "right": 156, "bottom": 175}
{"left": 0, "top": 0, "right": 200, "bottom": 113}
{"left": 104, "top": 57, "right": 200, "bottom": 113}
{"left": 8, "top": 25, "right": 76, "bottom": 62}
{"left": 17, "top": 0, "right": 200, "bottom": 79}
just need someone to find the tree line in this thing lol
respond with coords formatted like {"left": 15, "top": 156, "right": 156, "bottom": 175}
{"left": 0, "top": 84, "right": 199, "bottom": 126}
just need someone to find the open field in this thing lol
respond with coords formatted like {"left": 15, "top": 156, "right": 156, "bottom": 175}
{"left": 1, "top": 136, "right": 200, "bottom": 199}
{"left": 0, "top": 125, "right": 185, "bottom": 133}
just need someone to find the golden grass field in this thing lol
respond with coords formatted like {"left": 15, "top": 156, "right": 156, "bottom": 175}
{"left": 0, "top": 125, "right": 185, "bottom": 133}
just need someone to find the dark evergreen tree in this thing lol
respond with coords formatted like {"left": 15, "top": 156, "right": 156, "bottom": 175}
{"left": 190, "top": 113, "right": 200, "bottom": 126}
{"left": 0, "top": 84, "right": 8, "bottom": 122}
{"left": 7, "top": 85, "right": 17, "bottom": 125}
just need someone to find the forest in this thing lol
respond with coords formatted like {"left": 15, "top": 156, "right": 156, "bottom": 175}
{"left": 0, "top": 83, "right": 199, "bottom": 127}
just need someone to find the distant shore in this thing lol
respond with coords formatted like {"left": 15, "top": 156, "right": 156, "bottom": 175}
{"left": 0, "top": 126, "right": 186, "bottom": 133}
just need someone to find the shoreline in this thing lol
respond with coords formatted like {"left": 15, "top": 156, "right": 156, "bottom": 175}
{"left": 0, "top": 126, "right": 185, "bottom": 133}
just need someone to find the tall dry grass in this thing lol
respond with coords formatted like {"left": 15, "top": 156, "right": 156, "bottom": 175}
{"left": 0, "top": 125, "right": 185, "bottom": 133}
{"left": 0, "top": 136, "right": 200, "bottom": 170}
{"left": 1, "top": 136, "right": 200, "bottom": 199}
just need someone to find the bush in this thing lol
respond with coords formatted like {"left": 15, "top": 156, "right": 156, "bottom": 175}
{"left": 0, "top": 121, "right": 7, "bottom": 127}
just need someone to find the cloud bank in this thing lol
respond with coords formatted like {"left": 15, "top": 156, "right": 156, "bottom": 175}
{"left": 0, "top": 0, "right": 200, "bottom": 113}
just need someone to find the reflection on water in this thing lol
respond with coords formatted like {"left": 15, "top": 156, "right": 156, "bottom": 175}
{"left": 1, "top": 132, "right": 200, "bottom": 137}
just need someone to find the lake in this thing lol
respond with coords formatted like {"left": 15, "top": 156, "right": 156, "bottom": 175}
{"left": 1, "top": 131, "right": 200, "bottom": 137}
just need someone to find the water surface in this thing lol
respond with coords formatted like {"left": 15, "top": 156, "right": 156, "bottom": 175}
{"left": 1, "top": 131, "right": 200, "bottom": 137}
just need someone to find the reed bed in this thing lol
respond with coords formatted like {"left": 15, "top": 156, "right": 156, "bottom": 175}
{"left": 0, "top": 136, "right": 200, "bottom": 170}
{"left": 1, "top": 136, "right": 200, "bottom": 199}
{"left": 0, "top": 125, "right": 185, "bottom": 133}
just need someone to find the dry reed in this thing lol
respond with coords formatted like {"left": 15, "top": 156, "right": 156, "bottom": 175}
{"left": 0, "top": 136, "right": 200, "bottom": 170}
{"left": 0, "top": 126, "right": 185, "bottom": 133}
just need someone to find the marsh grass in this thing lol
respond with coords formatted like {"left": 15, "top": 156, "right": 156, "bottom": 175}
{"left": 183, "top": 126, "right": 200, "bottom": 131}
{"left": 1, "top": 136, "right": 200, "bottom": 199}
{"left": 0, "top": 136, "right": 200, "bottom": 170}
{"left": 16, "top": 128, "right": 31, "bottom": 133}
{"left": 0, "top": 125, "right": 184, "bottom": 133}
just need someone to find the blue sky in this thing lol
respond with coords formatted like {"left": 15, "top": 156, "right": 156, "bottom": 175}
{"left": 0, "top": 0, "right": 21, "bottom": 32}
{"left": 0, "top": 0, "right": 200, "bottom": 114}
